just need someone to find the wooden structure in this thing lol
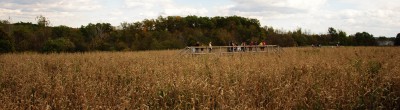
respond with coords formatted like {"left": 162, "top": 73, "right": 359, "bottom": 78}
{"left": 179, "top": 45, "right": 282, "bottom": 55}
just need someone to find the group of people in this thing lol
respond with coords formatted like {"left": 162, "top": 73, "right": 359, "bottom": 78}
{"left": 191, "top": 41, "right": 268, "bottom": 53}
{"left": 192, "top": 42, "right": 213, "bottom": 53}
{"left": 311, "top": 42, "right": 340, "bottom": 47}
{"left": 228, "top": 41, "right": 267, "bottom": 52}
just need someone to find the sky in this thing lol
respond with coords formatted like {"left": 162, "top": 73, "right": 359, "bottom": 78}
{"left": 0, "top": 0, "right": 399, "bottom": 37}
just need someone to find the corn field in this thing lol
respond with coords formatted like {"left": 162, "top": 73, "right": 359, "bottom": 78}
{"left": 0, "top": 47, "right": 399, "bottom": 109}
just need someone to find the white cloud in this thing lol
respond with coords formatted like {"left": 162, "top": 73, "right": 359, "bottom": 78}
{"left": 0, "top": 0, "right": 102, "bottom": 12}
{"left": 124, "top": 0, "right": 172, "bottom": 9}
{"left": 1, "top": 0, "right": 399, "bottom": 36}
{"left": 56, "top": 0, "right": 102, "bottom": 11}
{"left": 109, "top": 9, "right": 124, "bottom": 16}
{"left": 123, "top": 0, "right": 210, "bottom": 18}
{"left": 229, "top": 0, "right": 327, "bottom": 14}
{"left": 161, "top": 8, "right": 208, "bottom": 16}
{"left": 222, "top": 0, "right": 400, "bottom": 36}
{"left": 0, "top": 0, "right": 103, "bottom": 27}
{"left": 0, "top": 8, "right": 22, "bottom": 15}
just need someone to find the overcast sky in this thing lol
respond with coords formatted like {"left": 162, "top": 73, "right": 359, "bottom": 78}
{"left": 0, "top": 0, "right": 399, "bottom": 37}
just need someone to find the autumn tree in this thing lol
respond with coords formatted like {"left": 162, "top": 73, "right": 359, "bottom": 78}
{"left": 80, "top": 23, "right": 113, "bottom": 50}
{"left": 33, "top": 15, "right": 52, "bottom": 51}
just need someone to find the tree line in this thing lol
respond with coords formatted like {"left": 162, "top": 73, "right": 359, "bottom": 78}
{"left": 0, "top": 15, "right": 399, "bottom": 53}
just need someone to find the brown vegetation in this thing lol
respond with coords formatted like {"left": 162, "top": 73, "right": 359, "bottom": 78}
{"left": 0, "top": 47, "right": 399, "bottom": 109}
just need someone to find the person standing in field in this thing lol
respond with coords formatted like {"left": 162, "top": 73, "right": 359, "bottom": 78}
{"left": 262, "top": 41, "right": 266, "bottom": 51}
{"left": 208, "top": 42, "right": 212, "bottom": 53}
{"left": 259, "top": 41, "right": 264, "bottom": 51}
{"left": 237, "top": 42, "right": 242, "bottom": 52}
{"left": 234, "top": 42, "right": 238, "bottom": 52}
{"left": 195, "top": 42, "right": 200, "bottom": 53}
{"left": 231, "top": 42, "right": 235, "bottom": 52}
{"left": 241, "top": 42, "right": 246, "bottom": 52}
{"left": 249, "top": 41, "right": 254, "bottom": 51}
{"left": 200, "top": 43, "right": 204, "bottom": 52}
{"left": 228, "top": 41, "right": 232, "bottom": 52}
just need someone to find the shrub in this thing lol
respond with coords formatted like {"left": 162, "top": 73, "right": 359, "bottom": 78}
{"left": 42, "top": 38, "right": 75, "bottom": 53}
{"left": 0, "top": 40, "right": 14, "bottom": 53}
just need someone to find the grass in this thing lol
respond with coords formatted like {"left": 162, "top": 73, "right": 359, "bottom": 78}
{"left": 0, "top": 47, "right": 399, "bottom": 109}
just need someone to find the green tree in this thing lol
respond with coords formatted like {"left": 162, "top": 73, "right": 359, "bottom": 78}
{"left": 5, "top": 15, "right": 391, "bottom": 52}
{"left": 0, "top": 20, "right": 15, "bottom": 53}
{"left": 328, "top": 27, "right": 337, "bottom": 35}
{"left": 80, "top": 23, "right": 113, "bottom": 50}
{"left": 337, "top": 30, "right": 347, "bottom": 45}
{"left": 328, "top": 27, "right": 339, "bottom": 44}
{"left": 34, "top": 15, "right": 51, "bottom": 51}
{"left": 292, "top": 28, "right": 307, "bottom": 46}
{"left": 0, "top": 29, "right": 14, "bottom": 53}
{"left": 42, "top": 38, "right": 75, "bottom": 53}
{"left": 36, "top": 15, "right": 50, "bottom": 27}
{"left": 354, "top": 32, "right": 376, "bottom": 46}
{"left": 0, "top": 40, "right": 14, "bottom": 53}
{"left": 395, "top": 33, "right": 400, "bottom": 46}
{"left": 52, "top": 25, "right": 72, "bottom": 38}
{"left": 12, "top": 22, "right": 37, "bottom": 51}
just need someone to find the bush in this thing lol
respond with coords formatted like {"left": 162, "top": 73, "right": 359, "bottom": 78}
{"left": 0, "top": 40, "right": 14, "bottom": 53}
{"left": 42, "top": 38, "right": 75, "bottom": 53}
